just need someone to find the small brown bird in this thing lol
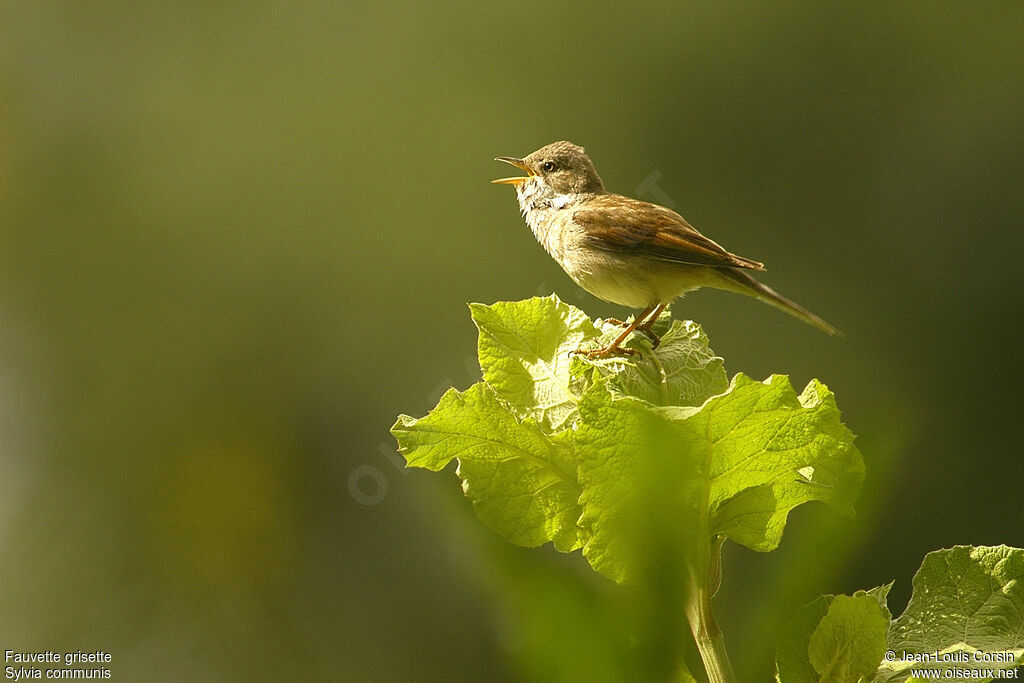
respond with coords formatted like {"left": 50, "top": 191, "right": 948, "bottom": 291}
{"left": 493, "top": 141, "right": 839, "bottom": 357}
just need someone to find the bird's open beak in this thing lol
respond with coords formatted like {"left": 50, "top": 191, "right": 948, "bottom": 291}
{"left": 492, "top": 156, "right": 533, "bottom": 185}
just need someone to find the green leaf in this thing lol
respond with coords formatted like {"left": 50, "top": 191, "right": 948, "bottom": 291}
{"left": 574, "top": 373, "right": 863, "bottom": 582}
{"left": 776, "top": 595, "right": 834, "bottom": 683}
{"left": 583, "top": 309, "right": 728, "bottom": 408}
{"left": 471, "top": 295, "right": 601, "bottom": 432}
{"left": 391, "top": 383, "right": 584, "bottom": 551}
{"left": 776, "top": 586, "right": 891, "bottom": 683}
{"left": 703, "top": 375, "right": 864, "bottom": 552}
{"left": 874, "top": 545, "right": 1024, "bottom": 682}
{"left": 574, "top": 380, "right": 709, "bottom": 583}
{"left": 776, "top": 586, "right": 893, "bottom": 683}
{"left": 471, "top": 296, "right": 727, "bottom": 433}
{"left": 808, "top": 593, "right": 891, "bottom": 682}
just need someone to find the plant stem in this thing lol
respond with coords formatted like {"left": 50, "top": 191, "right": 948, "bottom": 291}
{"left": 685, "top": 537, "right": 737, "bottom": 683}
{"left": 690, "top": 595, "right": 736, "bottom": 683}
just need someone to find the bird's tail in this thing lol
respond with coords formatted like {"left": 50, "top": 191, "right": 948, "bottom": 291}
{"left": 716, "top": 268, "right": 842, "bottom": 337}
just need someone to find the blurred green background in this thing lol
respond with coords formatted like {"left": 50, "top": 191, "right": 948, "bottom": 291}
{"left": 1, "top": 2, "right": 1022, "bottom": 680}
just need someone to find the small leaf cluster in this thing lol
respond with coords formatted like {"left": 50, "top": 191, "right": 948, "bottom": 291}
{"left": 778, "top": 546, "right": 1024, "bottom": 682}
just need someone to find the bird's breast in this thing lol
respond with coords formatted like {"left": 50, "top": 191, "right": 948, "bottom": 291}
{"left": 521, "top": 206, "right": 571, "bottom": 263}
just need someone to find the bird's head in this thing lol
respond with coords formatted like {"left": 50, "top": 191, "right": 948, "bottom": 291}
{"left": 493, "top": 141, "right": 605, "bottom": 200}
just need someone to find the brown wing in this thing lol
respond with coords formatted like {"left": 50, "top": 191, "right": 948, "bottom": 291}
{"left": 573, "top": 194, "right": 765, "bottom": 271}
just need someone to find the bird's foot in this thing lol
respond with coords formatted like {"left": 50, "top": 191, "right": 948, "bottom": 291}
{"left": 572, "top": 343, "right": 639, "bottom": 359}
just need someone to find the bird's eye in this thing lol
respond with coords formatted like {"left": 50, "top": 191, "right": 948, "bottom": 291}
{"left": 542, "top": 161, "right": 557, "bottom": 172}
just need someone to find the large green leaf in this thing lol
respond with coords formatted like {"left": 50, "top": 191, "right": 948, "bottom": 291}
{"left": 573, "top": 373, "right": 863, "bottom": 582}
{"left": 702, "top": 375, "right": 864, "bottom": 552}
{"left": 573, "top": 379, "right": 709, "bottom": 583}
{"left": 392, "top": 382, "right": 584, "bottom": 551}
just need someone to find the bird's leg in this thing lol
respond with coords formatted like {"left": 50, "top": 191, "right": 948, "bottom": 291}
{"left": 603, "top": 305, "right": 656, "bottom": 329}
{"left": 576, "top": 305, "right": 657, "bottom": 358}
{"left": 634, "top": 303, "right": 668, "bottom": 348}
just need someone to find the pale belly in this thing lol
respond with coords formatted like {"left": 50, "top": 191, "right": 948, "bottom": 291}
{"left": 565, "top": 249, "right": 707, "bottom": 309}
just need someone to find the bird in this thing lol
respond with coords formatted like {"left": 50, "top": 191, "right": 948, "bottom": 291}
{"left": 492, "top": 141, "right": 839, "bottom": 357}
